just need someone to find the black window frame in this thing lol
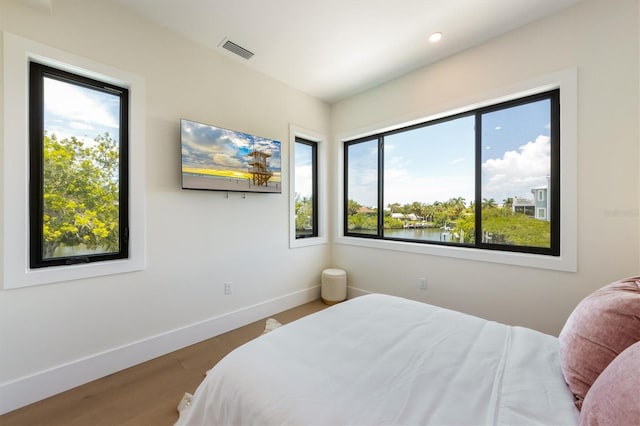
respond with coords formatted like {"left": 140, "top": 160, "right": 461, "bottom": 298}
{"left": 344, "top": 89, "right": 560, "bottom": 256}
{"left": 294, "top": 137, "right": 319, "bottom": 239}
{"left": 29, "top": 61, "right": 130, "bottom": 268}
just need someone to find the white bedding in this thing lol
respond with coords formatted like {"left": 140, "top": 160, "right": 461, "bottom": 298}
{"left": 176, "top": 294, "right": 578, "bottom": 425}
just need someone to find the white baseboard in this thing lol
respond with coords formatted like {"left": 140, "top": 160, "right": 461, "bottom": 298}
{"left": 347, "top": 286, "right": 372, "bottom": 299}
{"left": 0, "top": 286, "right": 321, "bottom": 415}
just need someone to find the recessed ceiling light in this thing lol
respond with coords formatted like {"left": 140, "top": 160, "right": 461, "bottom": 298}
{"left": 429, "top": 32, "right": 443, "bottom": 43}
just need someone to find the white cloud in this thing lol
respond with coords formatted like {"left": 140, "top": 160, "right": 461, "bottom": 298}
{"left": 482, "top": 135, "right": 550, "bottom": 200}
{"left": 69, "top": 122, "right": 95, "bottom": 131}
{"left": 212, "top": 153, "right": 243, "bottom": 169}
{"left": 295, "top": 165, "right": 313, "bottom": 197}
{"left": 384, "top": 173, "right": 474, "bottom": 206}
{"left": 228, "top": 132, "right": 251, "bottom": 149}
{"left": 44, "top": 78, "right": 119, "bottom": 130}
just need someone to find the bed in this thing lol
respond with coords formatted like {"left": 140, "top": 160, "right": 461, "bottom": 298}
{"left": 175, "top": 293, "right": 580, "bottom": 425}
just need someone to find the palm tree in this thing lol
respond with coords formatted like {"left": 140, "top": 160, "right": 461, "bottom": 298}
{"left": 410, "top": 201, "right": 423, "bottom": 217}
{"left": 387, "top": 202, "right": 401, "bottom": 213}
{"left": 502, "top": 197, "right": 513, "bottom": 210}
{"left": 482, "top": 198, "right": 497, "bottom": 209}
{"left": 449, "top": 196, "right": 466, "bottom": 215}
{"left": 347, "top": 199, "right": 362, "bottom": 216}
{"left": 502, "top": 197, "right": 514, "bottom": 216}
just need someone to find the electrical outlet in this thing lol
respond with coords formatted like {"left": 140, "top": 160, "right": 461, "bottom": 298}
{"left": 224, "top": 282, "right": 232, "bottom": 295}
{"left": 418, "top": 277, "right": 427, "bottom": 291}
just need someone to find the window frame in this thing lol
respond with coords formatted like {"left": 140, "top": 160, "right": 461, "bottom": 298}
{"left": 293, "top": 137, "right": 318, "bottom": 239}
{"left": 344, "top": 90, "right": 560, "bottom": 256}
{"left": 288, "top": 124, "right": 327, "bottom": 248}
{"left": 28, "top": 61, "right": 130, "bottom": 268}
{"left": 335, "top": 69, "right": 577, "bottom": 272}
{"left": 2, "top": 33, "right": 146, "bottom": 289}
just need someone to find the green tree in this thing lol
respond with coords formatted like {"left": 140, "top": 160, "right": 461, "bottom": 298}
{"left": 455, "top": 208, "right": 550, "bottom": 247}
{"left": 387, "top": 202, "right": 401, "bottom": 213}
{"left": 383, "top": 210, "right": 404, "bottom": 229}
{"left": 481, "top": 208, "right": 550, "bottom": 247}
{"left": 448, "top": 197, "right": 466, "bottom": 215}
{"left": 482, "top": 198, "right": 497, "bottom": 209}
{"left": 346, "top": 199, "right": 362, "bottom": 216}
{"left": 295, "top": 194, "right": 313, "bottom": 234}
{"left": 409, "top": 201, "right": 423, "bottom": 217}
{"left": 42, "top": 132, "right": 120, "bottom": 258}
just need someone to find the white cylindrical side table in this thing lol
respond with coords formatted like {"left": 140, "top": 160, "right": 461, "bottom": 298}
{"left": 321, "top": 268, "right": 347, "bottom": 305}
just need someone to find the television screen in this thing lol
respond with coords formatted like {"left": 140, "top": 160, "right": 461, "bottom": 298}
{"left": 181, "top": 119, "right": 282, "bottom": 193}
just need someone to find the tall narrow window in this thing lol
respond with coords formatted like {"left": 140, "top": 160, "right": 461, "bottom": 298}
{"left": 294, "top": 137, "right": 318, "bottom": 238}
{"left": 345, "top": 138, "right": 379, "bottom": 236}
{"left": 344, "top": 89, "right": 559, "bottom": 256}
{"left": 29, "top": 62, "right": 129, "bottom": 268}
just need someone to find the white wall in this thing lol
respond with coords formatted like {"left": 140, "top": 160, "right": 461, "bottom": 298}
{"left": 0, "top": 0, "right": 638, "bottom": 415}
{"left": 0, "top": 0, "right": 331, "bottom": 412}
{"left": 331, "top": 0, "right": 640, "bottom": 336}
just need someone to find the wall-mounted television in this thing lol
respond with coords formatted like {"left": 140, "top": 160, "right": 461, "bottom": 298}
{"left": 180, "top": 119, "right": 282, "bottom": 193}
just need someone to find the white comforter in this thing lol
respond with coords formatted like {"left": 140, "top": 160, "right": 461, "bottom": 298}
{"left": 176, "top": 294, "right": 578, "bottom": 425}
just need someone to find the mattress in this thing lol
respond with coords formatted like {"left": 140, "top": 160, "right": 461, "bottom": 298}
{"left": 176, "top": 294, "right": 578, "bottom": 425}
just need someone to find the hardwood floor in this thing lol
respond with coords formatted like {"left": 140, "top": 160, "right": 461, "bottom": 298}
{"left": 1, "top": 299, "right": 327, "bottom": 426}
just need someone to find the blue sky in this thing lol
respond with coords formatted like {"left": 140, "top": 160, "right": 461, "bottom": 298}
{"left": 481, "top": 99, "right": 551, "bottom": 204}
{"left": 348, "top": 98, "right": 551, "bottom": 208}
{"left": 44, "top": 76, "right": 120, "bottom": 143}
{"left": 294, "top": 142, "right": 313, "bottom": 198}
{"left": 181, "top": 120, "right": 281, "bottom": 174}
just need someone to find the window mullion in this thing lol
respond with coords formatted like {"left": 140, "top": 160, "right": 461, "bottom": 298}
{"left": 378, "top": 137, "right": 384, "bottom": 237}
{"left": 28, "top": 62, "right": 45, "bottom": 268}
{"left": 343, "top": 142, "right": 349, "bottom": 236}
{"left": 474, "top": 113, "right": 482, "bottom": 247}
{"left": 311, "top": 141, "right": 319, "bottom": 237}
{"left": 550, "top": 89, "right": 561, "bottom": 253}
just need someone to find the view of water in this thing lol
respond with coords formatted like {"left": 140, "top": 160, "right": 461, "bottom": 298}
{"left": 384, "top": 227, "right": 453, "bottom": 242}
{"left": 349, "top": 227, "right": 458, "bottom": 242}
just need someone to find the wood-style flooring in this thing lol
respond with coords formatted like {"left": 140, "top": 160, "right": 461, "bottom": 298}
{"left": 0, "top": 299, "right": 327, "bottom": 426}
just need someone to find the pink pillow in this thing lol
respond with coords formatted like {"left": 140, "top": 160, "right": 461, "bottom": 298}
{"left": 558, "top": 276, "right": 640, "bottom": 409}
{"left": 579, "top": 341, "right": 640, "bottom": 425}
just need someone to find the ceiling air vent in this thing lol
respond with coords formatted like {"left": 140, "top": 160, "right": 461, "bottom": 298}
{"left": 221, "top": 39, "right": 254, "bottom": 60}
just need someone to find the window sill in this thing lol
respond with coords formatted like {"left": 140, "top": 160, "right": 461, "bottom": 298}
{"left": 290, "top": 235, "right": 328, "bottom": 249}
{"left": 335, "top": 235, "right": 576, "bottom": 272}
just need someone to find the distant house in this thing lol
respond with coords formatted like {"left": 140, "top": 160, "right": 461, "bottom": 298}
{"left": 512, "top": 197, "right": 535, "bottom": 216}
{"left": 532, "top": 187, "right": 549, "bottom": 221}
{"left": 391, "top": 212, "right": 419, "bottom": 221}
{"left": 511, "top": 186, "right": 550, "bottom": 221}
{"left": 356, "top": 206, "right": 376, "bottom": 214}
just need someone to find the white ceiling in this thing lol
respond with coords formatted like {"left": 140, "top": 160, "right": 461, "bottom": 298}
{"left": 111, "top": 0, "right": 581, "bottom": 103}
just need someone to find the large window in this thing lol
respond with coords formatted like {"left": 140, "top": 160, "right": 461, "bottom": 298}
{"left": 294, "top": 137, "right": 318, "bottom": 238}
{"left": 344, "top": 89, "right": 559, "bottom": 256}
{"left": 29, "top": 62, "right": 129, "bottom": 268}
